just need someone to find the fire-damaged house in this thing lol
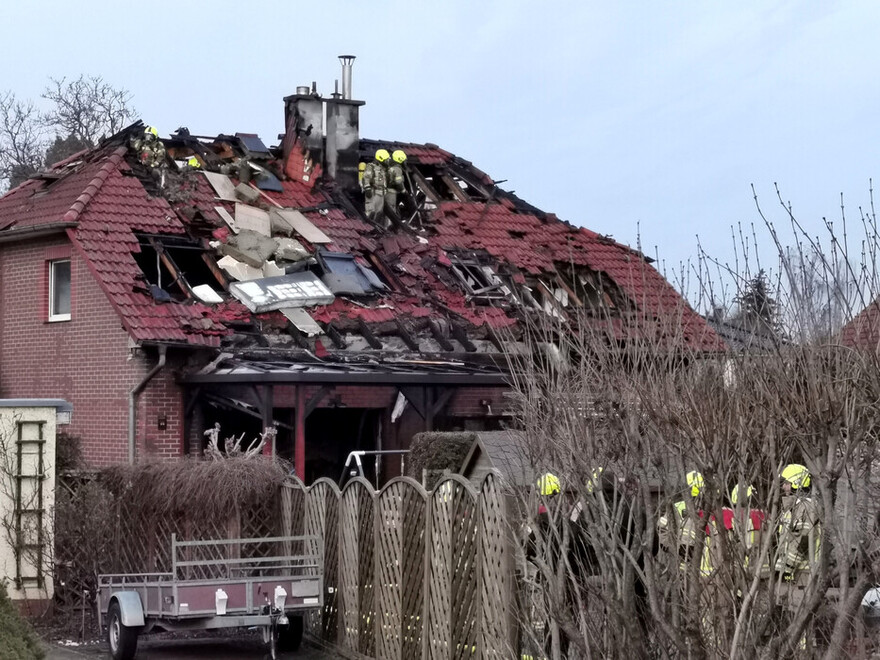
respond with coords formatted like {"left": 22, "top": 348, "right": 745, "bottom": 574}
{"left": 0, "top": 58, "right": 722, "bottom": 479}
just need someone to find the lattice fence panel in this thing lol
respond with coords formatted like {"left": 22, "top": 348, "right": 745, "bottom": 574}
{"left": 317, "top": 482, "right": 341, "bottom": 642}
{"left": 400, "top": 481, "right": 427, "bottom": 659}
{"left": 478, "top": 473, "right": 514, "bottom": 658}
{"left": 185, "top": 513, "right": 237, "bottom": 580}
{"left": 450, "top": 480, "right": 479, "bottom": 658}
{"left": 339, "top": 479, "right": 363, "bottom": 653}
{"left": 376, "top": 482, "right": 404, "bottom": 659}
{"left": 426, "top": 480, "right": 454, "bottom": 659}
{"left": 356, "top": 481, "right": 377, "bottom": 657}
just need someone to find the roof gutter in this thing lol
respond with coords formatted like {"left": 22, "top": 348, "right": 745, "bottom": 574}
{"left": 128, "top": 345, "right": 167, "bottom": 465}
{"left": 0, "top": 222, "right": 78, "bottom": 244}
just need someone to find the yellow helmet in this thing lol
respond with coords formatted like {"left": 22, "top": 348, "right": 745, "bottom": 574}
{"left": 781, "top": 464, "right": 811, "bottom": 490}
{"left": 585, "top": 467, "right": 604, "bottom": 494}
{"left": 730, "top": 484, "right": 754, "bottom": 505}
{"left": 438, "top": 480, "right": 454, "bottom": 502}
{"left": 686, "top": 470, "right": 704, "bottom": 497}
{"left": 537, "top": 473, "right": 560, "bottom": 496}
{"left": 358, "top": 162, "right": 366, "bottom": 171}
{"left": 375, "top": 149, "right": 391, "bottom": 163}
{"left": 145, "top": 126, "right": 158, "bottom": 138}
{"left": 392, "top": 149, "right": 407, "bottom": 164}
{"left": 186, "top": 156, "right": 201, "bottom": 168}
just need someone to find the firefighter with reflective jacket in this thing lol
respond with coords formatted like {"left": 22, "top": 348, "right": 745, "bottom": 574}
{"left": 658, "top": 470, "right": 715, "bottom": 576}
{"left": 385, "top": 150, "right": 408, "bottom": 223}
{"left": 362, "top": 149, "right": 390, "bottom": 225}
{"left": 776, "top": 463, "right": 820, "bottom": 576}
{"left": 131, "top": 126, "right": 166, "bottom": 169}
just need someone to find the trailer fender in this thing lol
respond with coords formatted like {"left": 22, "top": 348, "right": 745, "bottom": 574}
{"left": 109, "top": 591, "right": 145, "bottom": 627}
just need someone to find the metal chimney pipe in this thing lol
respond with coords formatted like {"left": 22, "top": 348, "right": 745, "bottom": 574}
{"left": 339, "top": 55, "right": 355, "bottom": 100}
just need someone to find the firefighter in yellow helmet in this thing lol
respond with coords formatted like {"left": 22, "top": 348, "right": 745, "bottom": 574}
{"left": 130, "top": 126, "right": 167, "bottom": 187}
{"left": 385, "top": 149, "right": 408, "bottom": 225}
{"left": 131, "top": 126, "right": 166, "bottom": 169}
{"left": 658, "top": 470, "right": 714, "bottom": 575}
{"left": 362, "top": 149, "right": 390, "bottom": 225}
{"left": 776, "top": 463, "right": 820, "bottom": 576}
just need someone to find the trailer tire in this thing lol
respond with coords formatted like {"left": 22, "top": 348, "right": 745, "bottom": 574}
{"left": 107, "top": 601, "right": 139, "bottom": 660}
{"left": 277, "top": 614, "right": 304, "bottom": 652}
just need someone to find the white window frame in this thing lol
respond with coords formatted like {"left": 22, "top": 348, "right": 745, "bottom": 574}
{"left": 48, "top": 259, "right": 71, "bottom": 322}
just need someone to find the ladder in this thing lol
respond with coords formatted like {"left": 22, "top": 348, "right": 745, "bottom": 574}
{"left": 14, "top": 420, "right": 46, "bottom": 589}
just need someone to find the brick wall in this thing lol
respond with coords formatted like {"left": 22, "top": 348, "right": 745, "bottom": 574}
{"left": 0, "top": 236, "right": 184, "bottom": 467}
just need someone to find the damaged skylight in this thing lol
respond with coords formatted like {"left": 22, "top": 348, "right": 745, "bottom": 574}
{"left": 448, "top": 254, "right": 516, "bottom": 304}
{"left": 229, "top": 272, "right": 334, "bottom": 312}
{"left": 317, "top": 250, "right": 387, "bottom": 296}
{"left": 236, "top": 133, "right": 271, "bottom": 158}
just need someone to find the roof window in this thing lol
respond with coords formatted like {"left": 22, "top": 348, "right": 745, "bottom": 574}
{"left": 133, "top": 234, "right": 226, "bottom": 302}
{"left": 448, "top": 254, "right": 516, "bottom": 305}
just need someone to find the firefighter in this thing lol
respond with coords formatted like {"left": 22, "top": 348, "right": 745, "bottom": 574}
{"left": 385, "top": 150, "right": 408, "bottom": 224}
{"left": 131, "top": 126, "right": 166, "bottom": 169}
{"left": 776, "top": 463, "right": 820, "bottom": 576}
{"left": 658, "top": 471, "right": 715, "bottom": 576}
{"left": 362, "top": 149, "right": 390, "bottom": 225}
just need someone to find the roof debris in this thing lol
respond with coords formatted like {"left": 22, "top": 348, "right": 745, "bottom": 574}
{"left": 0, "top": 110, "right": 723, "bottom": 361}
{"left": 229, "top": 272, "right": 334, "bottom": 312}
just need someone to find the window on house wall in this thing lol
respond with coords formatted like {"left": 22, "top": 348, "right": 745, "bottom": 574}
{"left": 48, "top": 260, "right": 71, "bottom": 321}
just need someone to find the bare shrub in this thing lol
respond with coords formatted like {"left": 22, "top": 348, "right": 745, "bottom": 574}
{"left": 504, "top": 188, "right": 880, "bottom": 659}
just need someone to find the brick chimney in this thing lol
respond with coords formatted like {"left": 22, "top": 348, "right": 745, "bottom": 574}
{"left": 282, "top": 57, "right": 364, "bottom": 190}
{"left": 325, "top": 55, "right": 364, "bottom": 191}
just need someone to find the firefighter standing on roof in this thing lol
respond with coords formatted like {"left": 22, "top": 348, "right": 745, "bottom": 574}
{"left": 362, "top": 149, "right": 390, "bottom": 226}
{"left": 131, "top": 126, "right": 166, "bottom": 169}
{"left": 385, "top": 150, "right": 408, "bottom": 224}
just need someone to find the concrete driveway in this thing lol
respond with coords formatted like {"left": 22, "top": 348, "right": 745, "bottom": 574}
{"left": 45, "top": 634, "right": 343, "bottom": 659}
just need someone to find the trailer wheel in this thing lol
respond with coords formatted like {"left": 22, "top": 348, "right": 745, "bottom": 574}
{"left": 107, "top": 601, "right": 139, "bottom": 660}
{"left": 277, "top": 615, "right": 304, "bottom": 652}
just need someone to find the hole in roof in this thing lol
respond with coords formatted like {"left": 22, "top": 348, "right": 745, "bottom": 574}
{"left": 133, "top": 234, "right": 225, "bottom": 301}
{"left": 508, "top": 230, "right": 526, "bottom": 240}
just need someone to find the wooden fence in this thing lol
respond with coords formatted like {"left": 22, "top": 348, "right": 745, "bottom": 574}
{"left": 280, "top": 473, "right": 517, "bottom": 660}
{"left": 54, "top": 471, "right": 519, "bottom": 658}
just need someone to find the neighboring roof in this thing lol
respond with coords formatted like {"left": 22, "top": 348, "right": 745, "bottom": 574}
{"left": 0, "top": 121, "right": 723, "bottom": 357}
{"left": 460, "top": 430, "right": 533, "bottom": 487}
{"left": 705, "top": 314, "right": 781, "bottom": 352}
{"left": 841, "top": 300, "right": 880, "bottom": 349}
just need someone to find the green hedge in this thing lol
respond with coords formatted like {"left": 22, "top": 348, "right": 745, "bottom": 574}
{"left": 407, "top": 431, "right": 476, "bottom": 489}
{"left": 0, "top": 582, "right": 44, "bottom": 659}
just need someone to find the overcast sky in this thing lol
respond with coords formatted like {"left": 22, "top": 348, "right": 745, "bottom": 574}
{"left": 3, "top": 1, "right": 878, "bottom": 310}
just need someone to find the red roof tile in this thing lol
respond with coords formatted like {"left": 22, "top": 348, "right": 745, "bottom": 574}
{"left": 0, "top": 131, "right": 722, "bottom": 353}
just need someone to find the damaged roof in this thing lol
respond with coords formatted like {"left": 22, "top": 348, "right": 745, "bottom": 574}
{"left": 0, "top": 120, "right": 723, "bottom": 359}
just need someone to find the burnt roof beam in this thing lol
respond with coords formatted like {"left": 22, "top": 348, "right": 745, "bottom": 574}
{"left": 357, "top": 319, "right": 383, "bottom": 350}
{"left": 428, "top": 320, "right": 456, "bottom": 352}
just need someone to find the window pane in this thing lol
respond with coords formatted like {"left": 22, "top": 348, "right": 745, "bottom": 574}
{"left": 51, "top": 260, "right": 71, "bottom": 317}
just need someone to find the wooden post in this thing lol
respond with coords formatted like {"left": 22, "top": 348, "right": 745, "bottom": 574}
{"left": 295, "top": 385, "right": 306, "bottom": 479}
{"left": 261, "top": 385, "right": 273, "bottom": 456}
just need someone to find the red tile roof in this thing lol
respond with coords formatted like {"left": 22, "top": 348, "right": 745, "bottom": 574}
{"left": 841, "top": 301, "right": 880, "bottom": 349}
{"left": 0, "top": 129, "right": 723, "bottom": 353}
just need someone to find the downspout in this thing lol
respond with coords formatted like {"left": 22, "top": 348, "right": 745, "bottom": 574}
{"left": 128, "top": 345, "right": 167, "bottom": 465}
